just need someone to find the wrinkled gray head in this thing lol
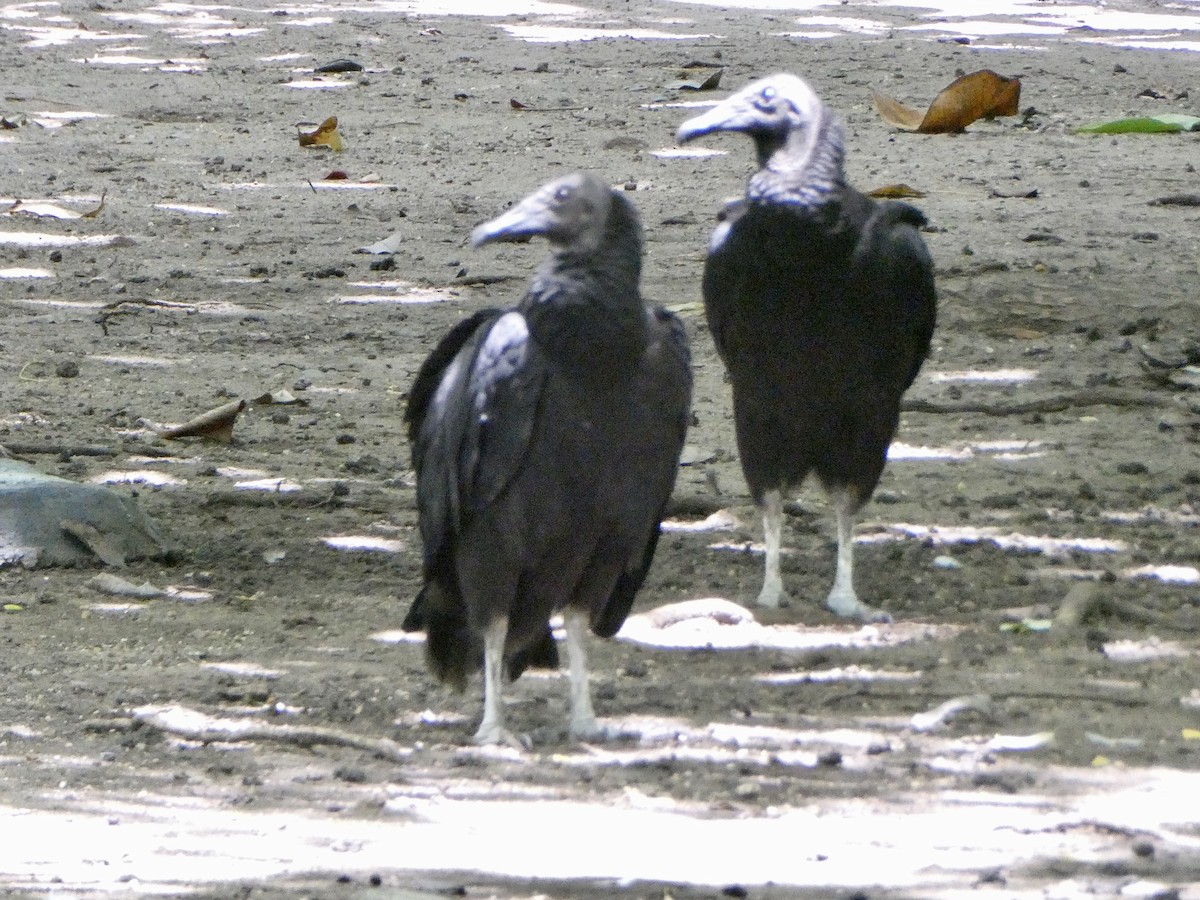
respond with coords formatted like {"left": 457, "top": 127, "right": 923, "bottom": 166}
{"left": 677, "top": 73, "right": 823, "bottom": 145}
{"left": 472, "top": 172, "right": 615, "bottom": 257}
{"left": 677, "top": 73, "right": 844, "bottom": 199}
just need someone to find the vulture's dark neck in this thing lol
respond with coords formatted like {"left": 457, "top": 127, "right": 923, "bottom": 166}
{"left": 748, "top": 108, "right": 846, "bottom": 209}
{"left": 524, "top": 193, "right": 648, "bottom": 376}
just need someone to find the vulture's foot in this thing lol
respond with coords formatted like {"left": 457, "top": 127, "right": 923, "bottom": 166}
{"left": 826, "top": 587, "right": 892, "bottom": 623}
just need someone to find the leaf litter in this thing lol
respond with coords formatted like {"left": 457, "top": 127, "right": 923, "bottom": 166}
{"left": 297, "top": 115, "right": 344, "bottom": 151}
{"left": 873, "top": 69, "right": 1021, "bottom": 133}
{"left": 157, "top": 399, "right": 247, "bottom": 443}
{"left": 1075, "top": 113, "right": 1200, "bottom": 134}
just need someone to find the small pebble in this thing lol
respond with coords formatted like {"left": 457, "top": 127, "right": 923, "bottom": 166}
{"left": 734, "top": 780, "right": 760, "bottom": 799}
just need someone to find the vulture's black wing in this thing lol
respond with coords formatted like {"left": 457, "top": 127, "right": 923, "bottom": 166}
{"left": 406, "top": 309, "right": 546, "bottom": 575}
{"left": 590, "top": 305, "right": 692, "bottom": 639}
{"left": 406, "top": 309, "right": 502, "bottom": 446}
{"left": 850, "top": 197, "right": 937, "bottom": 393}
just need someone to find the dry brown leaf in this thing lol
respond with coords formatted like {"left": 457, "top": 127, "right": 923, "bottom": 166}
{"left": 298, "top": 116, "right": 344, "bottom": 151}
{"left": 675, "top": 68, "right": 723, "bottom": 91}
{"left": 871, "top": 90, "right": 925, "bottom": 131}
{"left": 868, "top": 183, "right": 927, "bottom": 199}
{"left": 158, "top": 399, "right": 246, "bottom": 443}
{"left": 81, "top": 189, "right": 107, "bottom": 219}
{"left": 61, "top": 519, "right": 128, "bottom": 567}
{"left": 873, "top": 69, "right": 1021, "bottom": 134}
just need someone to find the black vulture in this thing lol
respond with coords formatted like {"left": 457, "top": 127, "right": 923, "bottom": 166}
{"left": 402, "top": 172, "right": 692, "bottom": 744}
{"left": 677, "top": 73, "right": 936, "bottom": 622}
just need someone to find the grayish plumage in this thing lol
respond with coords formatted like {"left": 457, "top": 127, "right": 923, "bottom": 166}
{"left": 678, "top": 74, "right": 936, "bottom": 621}
{"left": 402, "top": 173, "right": 692, "bottom": 744}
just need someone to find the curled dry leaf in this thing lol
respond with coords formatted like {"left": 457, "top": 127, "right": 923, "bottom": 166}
{"left": 61, "top": 519, "right": 128, "bottom": 566}
{"left": 354, "top": 232, "right": 403, "bottom": 255}
{"left": 81, "top": 189, "right": 106, "bottom": 219}
{"left": 867, "top": 183, "right": 927, "bottom": 199}
{"left": 909, "top": 693, "right": 993, "bottom": 732}
{"left": 873, "top": 69, "right": 1021, "bottom": 134}
{"left": 158, "top": 398, "right": 246, "bottom": 443}
{"left": 674, "top": 68, "right": 723, "bottom": 91}
{"left": 297, "top": 116, "right": 344, "bottom": 151}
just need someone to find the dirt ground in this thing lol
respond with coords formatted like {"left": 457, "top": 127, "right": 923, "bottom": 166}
{"left": 3, "top": 0, "right": 1200, "bottom": 897}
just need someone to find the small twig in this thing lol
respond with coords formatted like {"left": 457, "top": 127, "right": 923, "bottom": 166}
{"left": 99, "top": 297, "right": 198, "bottom": 313}
{"left": 133, "top": 704, "right": 412, "bottom": 765}
{"left": 0, "top": 442, "right": 117, "bottom": 457}
{"left": 81, "top": 189, "right": 107, "bottom": 219}
{"left": 452, "top": 274, "right": 521, "bottom": 287}
{"left": 1053, "top": 580, "right": 1194, "bottom": 632}
{"left": 1097, "top": 594, "right": 1195, "bottom": 632}
{"left": 198, "top": 488, "right": 400, "bottom": 514}
{"left": 817, "top": 682, "right": 1151, "bottom": 709}
{"left": 510, "top": 101, "right": 587, "bottom": 112}
{"left": 903, "top": 388, "right": 1168, "bottom": 416}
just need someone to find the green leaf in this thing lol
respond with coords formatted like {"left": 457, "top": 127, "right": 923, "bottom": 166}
{"left": 1075, "top": 116, "right": 1184, "bottom": 134}
{"left": 3, "top": 603, "right": 24, "bottom": 613}
{"left": 1151, "top": 113, "right": 1200, "bottom": 132}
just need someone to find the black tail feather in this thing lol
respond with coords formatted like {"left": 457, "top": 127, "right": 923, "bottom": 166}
{"left": 403, "top": 585, "right": 560, "bottom": 689}
{"left": 506, "top": 625, "right": 560, "bottom": 680}
{"left": 404, "top": 584, "right": 477, "bottom": 693}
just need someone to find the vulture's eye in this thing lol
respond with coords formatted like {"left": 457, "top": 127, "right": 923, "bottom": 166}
{"left": 755, "top": 86, "right": 777, "bottom": 111}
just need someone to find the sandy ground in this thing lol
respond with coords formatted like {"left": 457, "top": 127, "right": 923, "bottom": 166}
{"left": 3, "top": 0, "right": 1200, "bottom": 897}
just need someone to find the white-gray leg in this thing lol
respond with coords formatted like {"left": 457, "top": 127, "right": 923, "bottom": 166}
{"left": 756, "top": 489, "right": 792, "bottom": 608}
{"left": 563, "top": 607, "right": 601, "bottom": 740}
{"left": 825, "top": 489, "right": 891, "bottom": 622}
{"left": 473, "top": 616, "right": 521, "bottom": 746}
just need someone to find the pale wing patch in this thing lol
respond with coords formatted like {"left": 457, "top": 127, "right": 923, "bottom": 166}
{"left": 473, "top": 311, "right": 530, "bottom": 412}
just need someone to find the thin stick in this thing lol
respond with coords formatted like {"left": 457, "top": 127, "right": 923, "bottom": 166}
{"left": 133, "top": 704, "right": 412, "bottom": 765}
{"left": 903, "top": 388, "right": 1168, "bottom": 416}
